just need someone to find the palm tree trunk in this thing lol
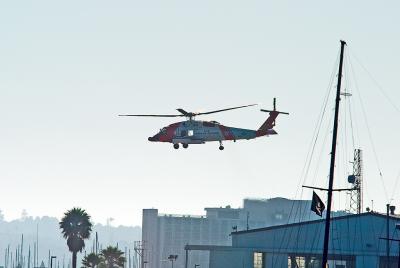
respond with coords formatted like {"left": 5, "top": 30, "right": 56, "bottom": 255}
{"left": 72, "top": 252, "right": 77, "bottom": 268}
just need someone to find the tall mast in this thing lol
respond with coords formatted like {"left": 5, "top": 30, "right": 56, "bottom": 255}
{"left": 321, "top": 40, "right": 346, "bottom": 268}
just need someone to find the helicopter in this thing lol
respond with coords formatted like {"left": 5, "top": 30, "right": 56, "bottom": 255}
{"left": 119, "top": 98, "right": 288, "bottom": 150}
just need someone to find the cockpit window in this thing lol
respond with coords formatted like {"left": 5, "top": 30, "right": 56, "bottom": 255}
{"left": 160, "top": 127, "right": 167, "bottom": 134}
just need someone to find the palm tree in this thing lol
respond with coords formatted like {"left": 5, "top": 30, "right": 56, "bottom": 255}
{"left": 82, "top": 253, "right": 101, "bottom": 268}
{"left": 60, "top": 208, "right": 93, "bottom": 268}
{"left": 100, "top": 246, "right": 125, "bottom": 268}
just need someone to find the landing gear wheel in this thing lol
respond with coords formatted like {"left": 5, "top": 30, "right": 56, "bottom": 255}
{"left": 183, "top": 143, "right": 189, "bottom": 149}
{"left": 219, "top": 141, "right": 224, "bottom": 150}
{"left": 173, "top": 143, "right": 179, "bottom": 149}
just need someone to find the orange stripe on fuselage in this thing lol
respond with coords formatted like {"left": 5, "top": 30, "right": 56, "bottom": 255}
{"left": 218, "top": 125, "right": 235, "bottom": 140}
{"left": 160, "top": 122, "right": 180, "bottom": 142}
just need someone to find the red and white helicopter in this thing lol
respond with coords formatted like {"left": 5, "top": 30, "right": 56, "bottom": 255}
{"left": 119, "top": 98, "right": 288, "bottom": 150}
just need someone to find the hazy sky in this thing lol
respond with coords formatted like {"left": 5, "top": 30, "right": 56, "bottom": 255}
{"left": 1, "top": 1, "right": 399, "bottom": 226}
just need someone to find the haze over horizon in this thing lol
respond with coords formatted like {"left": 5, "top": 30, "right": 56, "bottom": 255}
{"left": 1, "top": 1, "right": 400, "bottom": 226}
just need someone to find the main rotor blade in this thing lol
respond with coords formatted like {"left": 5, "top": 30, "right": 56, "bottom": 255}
{"left": 195, "top": 104, "right": 257, "bottom": 115}
{"left": 118, "top": 114, "right": 183, "bottom": 117}
{"left": 176, "top": 108, "right": 190, "bottom": 116}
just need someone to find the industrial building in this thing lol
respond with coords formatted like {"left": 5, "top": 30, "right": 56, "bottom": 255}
{"left": 141, "top": 197, "right": 323, "bottom": 268}
{"left": 185, "top": 212, "right": 400, "bottom": 268}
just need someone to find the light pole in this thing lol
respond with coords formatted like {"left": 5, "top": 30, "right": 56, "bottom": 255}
{"left": 167, "top": 255, "right": 178, "bottom": 268}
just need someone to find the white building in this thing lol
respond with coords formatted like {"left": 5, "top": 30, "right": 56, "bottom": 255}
{"left": 142, "top": 198, "right": 323, "bottom": 268}
{"left": 185, "top": 212, "right": 400, "bottom": 268}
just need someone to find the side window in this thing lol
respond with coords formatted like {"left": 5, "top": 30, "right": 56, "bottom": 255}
{"left": 188, "top": 130, "right": 194, "bottom": 136}
{"left": 253, "top": 252, "right": 264, "bottom": 268}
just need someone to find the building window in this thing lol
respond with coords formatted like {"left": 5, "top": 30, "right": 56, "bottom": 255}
{"left": 288, "top": 256, "right": 355, "bottom": 268}
{"left": 308, "top": 257, "right": 321, "bottom": 268}
{"left": 379, "top": 256, "right": 398, "bottom": 268}
{"left": 253, "top": 252, "right": 264, "bottom": 268}
{"left": 288, "top": 256, "right": 305, "bottom": 268}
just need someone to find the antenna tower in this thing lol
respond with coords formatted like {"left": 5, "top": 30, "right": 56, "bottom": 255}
{"left": 348, "top": 149, "right": 363, "bottom": 214}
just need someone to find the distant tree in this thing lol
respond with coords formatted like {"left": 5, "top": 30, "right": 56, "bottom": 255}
{"left": 60, "top": 208, "right": 93, "bottom": 268}
{"left": 100, "top": 246, "right": 125, "bottom": 268}
{"left": 82, "top": 253, "right": 102, "bottom": 268}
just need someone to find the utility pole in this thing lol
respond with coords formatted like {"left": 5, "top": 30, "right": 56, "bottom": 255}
{"left": 134, "top": 241, "right": 145, "bottom": 268}
{"left": 321, "top": 40, "right": 346, "bottom": 268}
{"left": 185, "top": 248, "right": 188, "bottom": 268}
{"left": 246, "top": 212, "right": 250, "bottom": 231}
{"left": 388, "top": 204, "right": 390, "bottom": 267}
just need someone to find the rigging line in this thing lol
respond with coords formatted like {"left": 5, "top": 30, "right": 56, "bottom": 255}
{"left": 348, "top": 48, "right": 400, "bottom": 114}
{"left": 342, "top": 55, "right": 350, "bottom": 176}
{"left": 348, "top": 54, "right": 389, "bottom": 202}
{"left": 310, "top": 216, "right": 325, "bottom": 257}
{"left": 370, "top": 215, "right": 381, "bottom": 268}
{"left": 377, "top": 215, "right": 388, "bottom": 261}
{"left": 272, "top": 51, "right": 340, "bottom": 267}
{"left": 343, "top": 99, "right": 349, "bottom": 176}
{"left": 386, "top": 227, "right": 398, "bottom": 261}
{"left": 347, "top": 97, "right": 356, "bottom": 151}
{"left": 359, "top": 216, "right": 366, "bottom": 267}
{"left": 339, "top": 107, "right": 349, "bottom": 182}
{"left": 341, "top": 56, "right": 354, "bottom": 213}
{"left": 300, "top": 50, "right": 340, "bottom": 187}
{"left": 304, "top": 65, "right": 336, "bottom": 179}
{"left": 345, "top": 49, "right": 357, "bottom": 151}
{"left": 272, "top": 188, "right": 306, "bottom": 267}
{"left": 311, "top": 110, "right": 335, "bottom": 186}
{"left": 273, "top": 49, "right": 339, "bottom": 267}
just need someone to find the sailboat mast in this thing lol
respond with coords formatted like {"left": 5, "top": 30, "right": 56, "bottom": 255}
{"left": 321, "top": 40, "right": 347, "bottom": 268}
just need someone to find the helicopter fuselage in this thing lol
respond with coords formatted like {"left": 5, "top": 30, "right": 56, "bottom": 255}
{"left": 148, "top": 120, "right": 277, "bottom": 147}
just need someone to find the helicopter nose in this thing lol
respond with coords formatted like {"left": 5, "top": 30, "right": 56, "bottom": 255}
{"left": 148, "top": 134, "right": 160, "bottom": 142}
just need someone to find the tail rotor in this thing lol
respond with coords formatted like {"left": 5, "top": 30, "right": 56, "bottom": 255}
{"left": 260, "top": 98, "right": 289, "bottom": 115}
{"left": 258, "top": 98, "right": 289, "bottom": 133}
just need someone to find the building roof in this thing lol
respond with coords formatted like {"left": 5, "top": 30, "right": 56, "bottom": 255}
{"left": 243, "top": 197, "right": 308, "bottom": 203}
{"left": 232, "top": 211, "right": 400, "bottom": 235}
{"left": 204, "top": 206, "right": 241, "bottom": 211}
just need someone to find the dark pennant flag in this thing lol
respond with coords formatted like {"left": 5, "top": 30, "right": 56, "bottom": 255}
{"left": 311, "top": 191, "right": 325, "bottom": 217}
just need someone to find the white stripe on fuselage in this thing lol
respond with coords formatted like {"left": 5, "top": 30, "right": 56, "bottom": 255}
{"left": 170, "top": 120, "right": 257, "bottom": 143}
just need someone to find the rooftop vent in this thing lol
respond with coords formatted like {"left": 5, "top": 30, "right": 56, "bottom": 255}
{"left": 390, "top": 205, "right": 396, "bottom": 215}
